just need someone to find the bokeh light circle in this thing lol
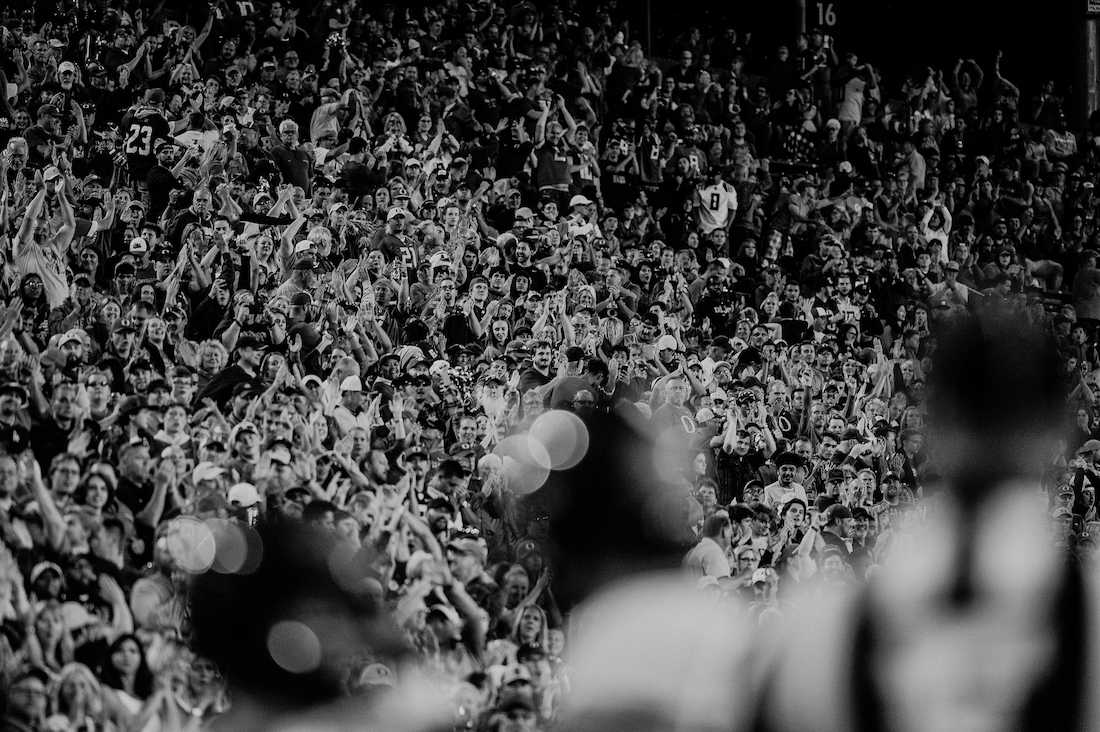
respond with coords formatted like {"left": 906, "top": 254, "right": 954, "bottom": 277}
{"left": 530, "top": 410, "right": 590, "bottom": 470}
{"left": 494, "top": 435, "right": 552, "bottom": 495}
{"left": 165, "top": 516, "right": 216, "bottom": 574}
{"left": 267, "top": 620, "right": 322, "bottom": 674}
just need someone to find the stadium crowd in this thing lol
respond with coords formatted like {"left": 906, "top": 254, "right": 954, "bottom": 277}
{"left": 0, "top": 0, "right": 1096, "bottom": 729}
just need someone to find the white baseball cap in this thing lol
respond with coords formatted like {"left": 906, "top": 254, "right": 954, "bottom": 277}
{"left": 228, "top": 482, "right": 261, "bottom": 507}
{"left": 340, "top": 375, "right": 364, "bottom": 393}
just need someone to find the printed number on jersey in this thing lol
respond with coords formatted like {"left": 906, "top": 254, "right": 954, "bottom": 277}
{"left": 125, "top": 125, "right": 154, "bottom": 156}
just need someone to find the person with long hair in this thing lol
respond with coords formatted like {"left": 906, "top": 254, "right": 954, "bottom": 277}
{"left": 46, "top": 662, "right": 110, "bottom": 732}
{"left": 509, "top": 603, "right": 550, "bottom": 652}
{"left": 27, "top": 601, "right": 75, "bottom": 674}
{"left": 481, "top": 318, "right": 512, "bottom": 360}
{"left": 98, "top": 633, "right": 175, "bottom": 731}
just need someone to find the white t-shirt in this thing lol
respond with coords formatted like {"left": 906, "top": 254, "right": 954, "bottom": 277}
{"left": 174, "top": 128, "right": 220, "bottom": 153}
{"left": 696, "top": 182, "right": 738, "bottom": 234}
{"left": 763, "top": 480, "right": 807, "bottom": 508}
{"left": 15, "top": 237, "right": 68, "bottom": 308}
{"left": 683, "top": 536, "right": 731, "bottom": 578}
{"left": 332, "top": 404, "right": 372, "bottom": 436}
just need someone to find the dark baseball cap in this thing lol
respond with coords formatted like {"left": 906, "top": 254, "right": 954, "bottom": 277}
{"left": 236, "top": 335, "right": 267, "bottom": 351}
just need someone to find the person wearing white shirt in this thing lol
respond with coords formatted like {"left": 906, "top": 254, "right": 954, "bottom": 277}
{"left": 920, "top": 202, "right": 953, "bottom": 261}
{"left": 695, "top": 169, "right": 738, "bottom": 235}
{"left": 684, "top": 511, "right": 735, "bottom": 579}
{"left": 762, "top": 451, "right": 808, "bottom": 508}
{"left": 331, "top": 375, "right": 372, "bottom": 438}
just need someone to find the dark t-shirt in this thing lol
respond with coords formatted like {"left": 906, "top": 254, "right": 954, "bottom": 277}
{"left": 23, "top": 124, "right": 59, "bottom": 167}
{"left": 193, "top": 363, "right": 257, "bottom": 410}
{"left": 122, "top": 110, "right": 171, "bottom": 179}
{"left": 535, "top": 141, "right": 573, "bottom": 189}
{"left": 270, "top": 144, "right": 314, "bottom": 194}
{"left": 517, "top": 367, "right": 552, "bottom": 395}
{"left": 510, "top": 263, "right": 547, "bottom": 292}
{"left": 548, "top": 375, "right": 589, "bottom": 409}
{"left": 651, "top": 402, "right": 694, "bottom": 435}
{"left": 145, "top": 165, "right": 178, "bottom": 218}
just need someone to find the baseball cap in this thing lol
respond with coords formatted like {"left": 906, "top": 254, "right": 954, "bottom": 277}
{"left": 42, "top": 165, "right": 63, "bottom": 181}
{"left": 825, "top": 504, "right": 853, "bottom": 523}
{"left": 58, "top": 61, "right": 77, "bottom": 74}
{"left": 387, "top": 207, "right": 407, "bottom": 221}
{"left": 773, "top": 451, "right": 802, "bottom": 468}
{"left": 268, "top": 442, "right": 293, "bottom": 465}
{"left": 514, "top": 206, "right": 534, "bottom": 220}
{"left": 60, "top": 328, "right": 85, "bottom": 346}
{"left": 0, "top": 383, "right": 29, "bottom": 402}
{"left": 569, "top": 194, "right": 593, "bottom": 208}
{"left": 340, "top": 375, "right": 364, "bottom": 393}
{"left": 129, "top": 237, "right": 148, "bottom": 254}
{"left": 656, "top": 335, "right": 679, "bottom": 351}
{"left": 29, "top": 561, "right": 65, "bottom": 585}
{"left": 37, "top": 104, "right": 60, "bottom": 119}
{"left": 235, "top": 335, "right": 266, "bottom": 351}
{"left": 228, "top": 482, "right": 261, "bottom": 507}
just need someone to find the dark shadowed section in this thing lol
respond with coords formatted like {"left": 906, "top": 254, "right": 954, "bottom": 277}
{"left": 540, "top": 408, "right": 689, "bottom": 612}
{"left": 928, "top": 312, "right": 1067, "bottom": 497}
{"left": 189, "top": 522, "right": 407, "bottom": 711}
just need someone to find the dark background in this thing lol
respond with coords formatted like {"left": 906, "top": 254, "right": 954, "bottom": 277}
{"left": 636, "top": 0, "right": 1083, "bottom": 115}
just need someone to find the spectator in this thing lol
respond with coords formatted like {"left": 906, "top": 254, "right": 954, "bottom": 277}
{"left": 0, "top": 2, "right": 1092, "bottom": 728}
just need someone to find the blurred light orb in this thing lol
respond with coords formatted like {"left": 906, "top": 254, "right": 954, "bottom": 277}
{"left": 165, "top": 516, "right": 216, "bottom": 574}
{"left": 530, "top": 410, "right": 590, "bottom": 470}
{"left": 494, "top": 435, "right": 551, "bottom": 495}
{"left": 206, "top": 519, "right": 263, "bottom": 574}
{"left": 653, "top": 426, "right": 691, "bottom": 484}
{"left": 267, "top": 620, "right": 323, "bottom": 674}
